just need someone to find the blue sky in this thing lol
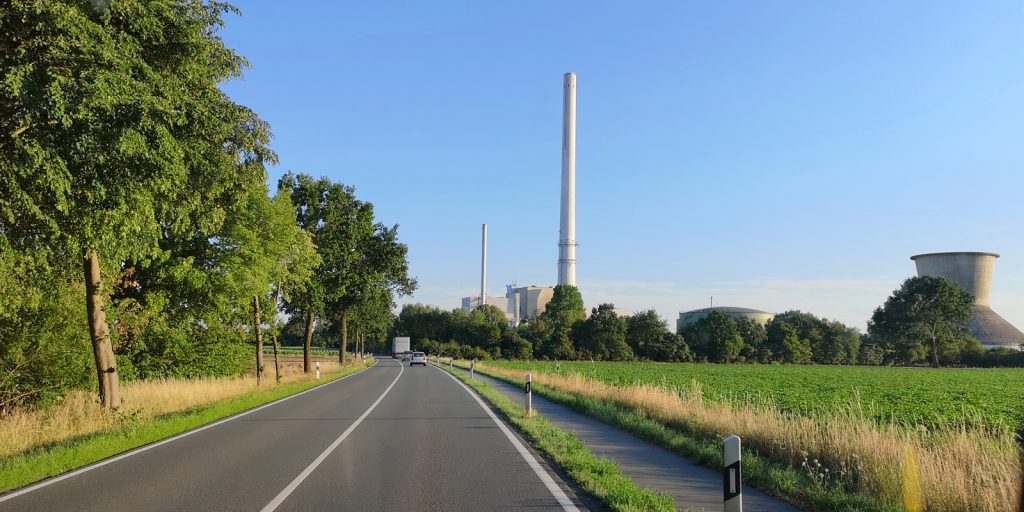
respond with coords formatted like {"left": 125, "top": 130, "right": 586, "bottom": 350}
{"left": 219, "top": 1, "right": 1024, "bottom": 331}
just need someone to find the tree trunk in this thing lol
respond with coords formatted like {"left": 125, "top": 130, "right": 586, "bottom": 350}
{"left": 84, "top": 250, "right": 120, "bottom": 410}
{"left": 254, "top": 296, "right": 264, "bottom": 384}
{"left": 303, "top": 310, "right": 314, "bottom": 373}
{"left": 339, "top": 311, "right": 347, "bottom": 365}
{"left": 357, "top": 330, "right": 363, "bottom": 361}
{"left": 931, "top": 336, "right": 940, "bottom": 368}
{"left": 272, "top": 333, "right": 281, "bottom": 384}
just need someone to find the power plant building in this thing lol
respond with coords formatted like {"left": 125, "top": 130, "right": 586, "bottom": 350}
{"left": 911, "top": 252, "right": 1023, "bottom": 349}
{"left": 506, "top": 285, "right": 556, "bottom": 326}
{"left": 461, "top": 296, "right": 509, "bottom": 313}
{"left": 676, "top": 307, "right": 774, "bottom": 334}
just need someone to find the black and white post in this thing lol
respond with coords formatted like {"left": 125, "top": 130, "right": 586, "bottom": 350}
{"left": 470, "top": 358, "right": 475, "bottom": 379}
{"left": 724, "top": 435, "right": 742, "bottom": 512}
{"left": 525, "top": 373, "right": 533, "bottom": 415}
{"left": 315, "top": 361, "right": 320, "bottom": 380}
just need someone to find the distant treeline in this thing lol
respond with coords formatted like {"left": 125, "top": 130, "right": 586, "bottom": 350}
{"left": 393, "top": 281, "right": 1024, "bottom": 367}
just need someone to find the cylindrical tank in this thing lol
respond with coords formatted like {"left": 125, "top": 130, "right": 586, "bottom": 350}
{"left": 910, "top": 252, "right": 1022, "bottom": 348}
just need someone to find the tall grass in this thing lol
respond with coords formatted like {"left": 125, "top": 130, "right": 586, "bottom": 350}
{"left": 0, "top": 360, "right": 348, "bottom": 459}
{"left": 476, "top": 363, "right": 1021, "bottom": 512}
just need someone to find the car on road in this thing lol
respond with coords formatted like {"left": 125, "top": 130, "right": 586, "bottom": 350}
{"left": 409, "top": 352, "right": 427, "bottom": 366}
{"left": 400, "top": 351, "right": 412, "bottom": 362}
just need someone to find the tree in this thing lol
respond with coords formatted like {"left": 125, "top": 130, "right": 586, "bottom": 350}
{"left": 0, "top": 1, "right": 273, "bottom": 408}
{"left": 735, "top": 317, "right": 768, "bottom": 362}
{"left": 869, "top": 276, "right": 974, "bottom": 368}
{"left": 574, "top": 304, "right": 631, "bottom": 361}
{"left": 538, "top": 285, "right": 585, "bottom": 359}
{"left": 540, "top": 285, "right": 586, "bottom": 329}
{"left": 685, "top": 311, "right": 744, "bottom": 363}
{"left": 625, "top": 310, "right": 669, "bottom": 360}
{"left": 765, "top": 311, "right": 823, "bottom": 364}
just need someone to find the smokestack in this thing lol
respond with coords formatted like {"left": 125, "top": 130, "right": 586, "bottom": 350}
{"left": 480, "top": 224, "right": 487, "bottom": 308}
{"left": 558, "top": 72, "right": 577, "bottom": 286}
{"left": 911, "top": 252, "right": 1024, "bottom": 348}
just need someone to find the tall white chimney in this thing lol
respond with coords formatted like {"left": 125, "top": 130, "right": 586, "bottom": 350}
{"left": 480, "top": 223, "right": 487, "bottom": 307}
{"left": 558, "top": 72, "right": 577, "bottom": 286}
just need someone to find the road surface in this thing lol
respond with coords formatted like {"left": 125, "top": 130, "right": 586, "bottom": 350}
{"left": 0, "top": 359, "right": 583, "bottom": 512}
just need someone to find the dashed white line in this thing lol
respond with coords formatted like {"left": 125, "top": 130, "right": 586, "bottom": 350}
{"left": 259, "top": 361, "right": 405, "bottom": 512}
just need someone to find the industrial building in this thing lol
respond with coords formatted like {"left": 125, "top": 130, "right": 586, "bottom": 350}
{"left": 460, "top": 296, "right": 510, "bottom": 313}
{"left": 911, "top": 252, "right": 1023, "bottom": 349}
{"left": 676, "top": 307, "right": 774, "bottom": 333}
{"left": 506, "top": 285, "right": 556, "bottom": 326}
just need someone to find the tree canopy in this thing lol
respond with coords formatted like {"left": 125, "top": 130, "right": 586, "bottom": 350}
{"left": 869, "top": 276, "right": 974, "bottom": 368}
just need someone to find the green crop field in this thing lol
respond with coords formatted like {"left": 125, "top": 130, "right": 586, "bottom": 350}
{"left": 487, "top": 361, "right": 1024, "bottom": 431}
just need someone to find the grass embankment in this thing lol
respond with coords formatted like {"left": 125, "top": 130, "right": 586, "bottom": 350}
{"left": 432, "top": 362, "right": 675, "bottom": 512}
{"left": 0, "top": 358, "right": 373, "bottom": 493}
{"left": 473, "top": 362, "right": 1021, "bottom": 512}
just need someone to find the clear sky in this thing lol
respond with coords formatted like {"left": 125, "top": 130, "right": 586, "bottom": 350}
{"left": 219, "top": 1, "right": 1024, "bottom": 331}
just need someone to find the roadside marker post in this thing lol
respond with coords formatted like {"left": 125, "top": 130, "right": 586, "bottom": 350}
{"left": 724, "top": 435, "right": 742, "bottom": 512}
{"left": 525, "top": 373, "right": 533, "bottom": 415}
{"left": 449, "top": 357, "right": 453, "bottom": 370}
{"left": 470, "top": 359, "right": 475, "bottom": 379}
{"left": 315, "top": 362, "right": 320, "bottom": 380}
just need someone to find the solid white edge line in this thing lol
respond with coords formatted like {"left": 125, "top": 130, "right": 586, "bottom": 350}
{"left": 430, "top": 363, "right": 580, "bottom": 512}
{"left": 259, "top": 360, "right": 405, "bottom": 512}
{"left": 0, "top": 358, "right": 381, "bottom": 504}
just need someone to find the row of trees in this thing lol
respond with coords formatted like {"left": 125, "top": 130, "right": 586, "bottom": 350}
{"left": 0, "top": 1, "right": 414, "bottom": 412}
{"left": 393, "top": 285, "right": 692, "bottom": 362}
{"left": 395, "top": 277, "right": 1020, "bottom": 368}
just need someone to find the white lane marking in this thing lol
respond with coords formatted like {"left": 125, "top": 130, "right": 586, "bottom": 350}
{"left": 0, "top": 359, "right": 381, "bottom": 503}
{"left": 430, "top": 364, "right": 580, "bottom": 512}
{"left": 260, "top": 360, "right": 405, "bottom": 512}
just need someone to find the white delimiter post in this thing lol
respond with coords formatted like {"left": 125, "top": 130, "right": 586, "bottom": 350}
{"left": 525, "top": 373, "right": 533, "bottom": 415}
{"left": 315, "top": 361, "right": 320, "bottom": 380}
{"left": 724, "top": 435, "right": 742, "bottom": 511}
{"left": 480, "top": 224, "right": 487, "bottom": 307}
{"left": 557, "top": 72, "right": 577, "bottom": 287}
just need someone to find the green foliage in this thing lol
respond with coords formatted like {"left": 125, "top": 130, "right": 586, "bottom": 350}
{"left": 625, "top": 310, "right": 692, "bottom": 362}
{"left": 869, "top": 276, "right": 974, "bottom": 367}
{"left": 392, "top": 303, "right": 506, "bottom": 357}
{"left": 683, "top": 311, "right": 745, "bottom": 363}
{"left": 574, "top": 304, "right": 632, "bottom": 361}
{"left": 0, "top": 245, "right": 93, "bottom": 411}
{"left": 279, "top": 172, "right": 415, "bottom": 352}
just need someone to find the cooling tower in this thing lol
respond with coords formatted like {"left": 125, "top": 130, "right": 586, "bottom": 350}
{"left": 911, "top": 252, "right": 1024, "bottom": 349}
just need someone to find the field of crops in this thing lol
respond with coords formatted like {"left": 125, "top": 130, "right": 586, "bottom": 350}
{"left": 488, "top": 361, "right": 1024, "bottom": 431}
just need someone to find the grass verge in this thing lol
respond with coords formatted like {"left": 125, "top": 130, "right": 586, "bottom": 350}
{"left": 467, "top": 363, "right": 900, "bottom": 512}
{"left": 0, "top": 359, "right": 374, "bottom": 493}
{"left": 432, "top": 363, "right": 675, "bottom": 512}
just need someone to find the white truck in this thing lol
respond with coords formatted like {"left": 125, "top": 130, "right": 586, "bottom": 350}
{"left": 391, "top": 337, "right": 411, "bottom": 358}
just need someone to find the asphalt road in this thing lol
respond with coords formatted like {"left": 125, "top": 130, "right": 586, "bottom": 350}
{"left": 0, "top": 359, "right": 582, "bottom": 512}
